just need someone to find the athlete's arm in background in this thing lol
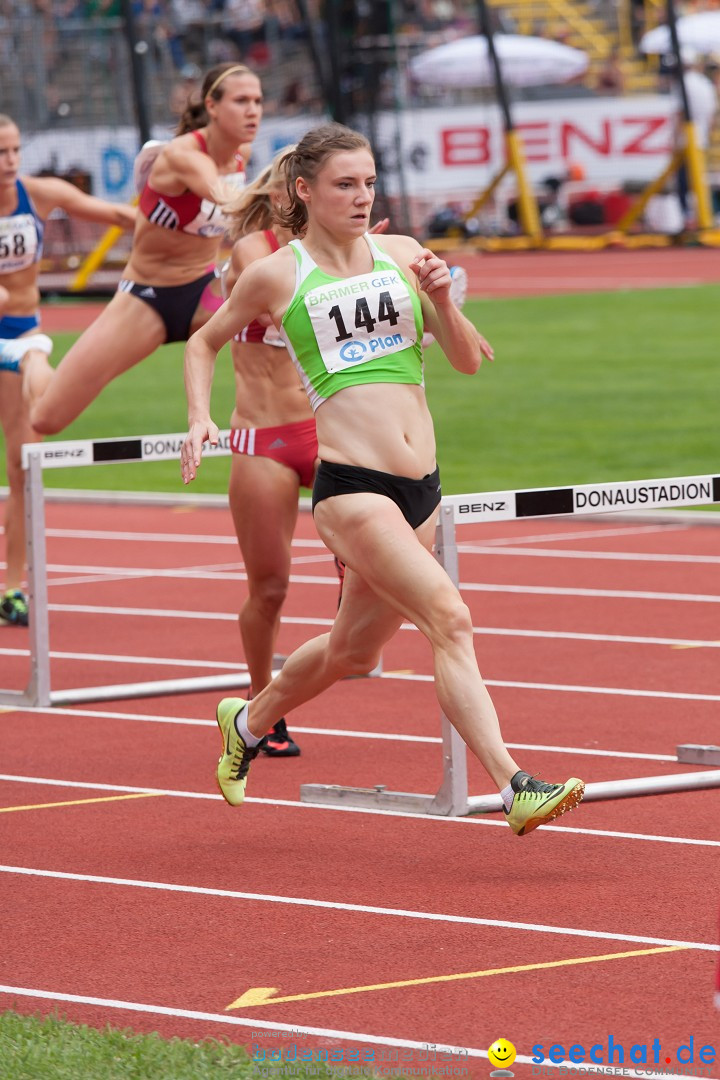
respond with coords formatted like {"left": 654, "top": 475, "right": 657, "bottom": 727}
{"left": 151, "top": 141, "right": 232, "bottom": 202}
{"left": 224, "top": 230, "right": 269, "bottom": 292}
{"left": 24, "top": 176, "right": 137, "bottom": 230}
{"left": 182, "top": 254, "right": 285, "bottom": 480}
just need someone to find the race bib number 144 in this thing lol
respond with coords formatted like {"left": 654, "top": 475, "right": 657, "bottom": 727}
{"left": 305, "top": 270, "right": 417, "bottom": 374}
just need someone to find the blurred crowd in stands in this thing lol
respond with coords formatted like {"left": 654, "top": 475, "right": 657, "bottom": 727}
{"left": 1, "top": 0, "right": 719, "bottom": 131}
{"left": 2, "top": 0, "right": 485, "bottom": 78}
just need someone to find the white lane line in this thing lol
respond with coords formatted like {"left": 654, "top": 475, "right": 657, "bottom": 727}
{"left": 39, "top": 523, "right": 681, "bottom": 547}
{"left": 290, "top": 554, "right": 336, "bottom": 566}
{"left": 43, "top": 605, "right": 720, "bottom": 650}
{"left": 472, "top": 523, "right": 686, "bottom": 546}
{"left": 0, "top": 707, "right": 679, "bottom": 761}
{"left": 0, "top": 647, "right": 247, "bottom": 671}
{"left": 472, "top": 627, "right": 720, "bottom": 647}
{"left": 380, "top": 672, "right": 720, "bottom": 702}
{"left": 461, "top": 582, "right": 720, "bottom": 603}
{"left": 43, "top": 566, "right": 337, "bottom": 589}
{"left": 459, "top": 545, "right": 720, "bottom": 565}
{"left": 48, "top": 603, "right": 321, "bottom": 620}
{"left": 44, "top": 529, "right": 327, "bottom": 548}
{"left": 0, "top": 776, "right": 717, "bottom": 847}
{"left": 2, "top": 865, "right": 717, "bottom": 951}
{"left": 42, "top": 565, "right": 720, "bottom": 602}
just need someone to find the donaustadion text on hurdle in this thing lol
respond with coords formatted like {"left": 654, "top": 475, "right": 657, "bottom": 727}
{"left": 574, "top": 480, "right": 712, "bottom": 510}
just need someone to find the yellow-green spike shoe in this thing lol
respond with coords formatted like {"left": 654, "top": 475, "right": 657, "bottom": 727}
{"left": 216, "top": 698, "right": 259, "bottom": 807}
{"left": 504, "top": 773, "right": 585, "bottom": 836}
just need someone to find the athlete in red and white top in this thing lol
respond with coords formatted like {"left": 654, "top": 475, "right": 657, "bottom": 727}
{"left": 16, "top": 63, "right": 262, "bottom": 436}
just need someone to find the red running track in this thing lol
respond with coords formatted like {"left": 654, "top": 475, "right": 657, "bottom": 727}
{"left": 1, "top": 501, "right": 718, "bottom": 1076}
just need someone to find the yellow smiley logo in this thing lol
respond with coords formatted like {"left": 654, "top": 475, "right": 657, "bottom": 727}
{"left": 488, "top": 1039, "right": 517, "bottom": 1070}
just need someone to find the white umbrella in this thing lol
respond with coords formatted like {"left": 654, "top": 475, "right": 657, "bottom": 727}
{"left": 640, "top": 11, "right": 720, "bottom": 56}
{"left": 408, "top": 33, "right": 590, "bottom": 89}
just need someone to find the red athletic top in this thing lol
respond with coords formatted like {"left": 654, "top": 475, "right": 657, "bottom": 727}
{"left": 138, "top": 131, "right": 245, "bottom": 238}
{"left": 235, "top": 230, "right": 284, "bottom": 344}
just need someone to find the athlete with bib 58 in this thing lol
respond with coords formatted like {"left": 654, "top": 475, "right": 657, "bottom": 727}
{"left": 181, "top": 124, "right": 585, "bottom": 837}
{"left": 0, "top": 113, "right": 136, "bottom": 626}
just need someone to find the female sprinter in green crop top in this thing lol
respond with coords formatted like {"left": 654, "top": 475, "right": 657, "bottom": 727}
{"left": 181, "top": 123, "right": 584, "bottom": 838}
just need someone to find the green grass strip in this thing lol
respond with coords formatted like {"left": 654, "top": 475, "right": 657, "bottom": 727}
{"left": 0, "top": 1009, "right": 377, "bottom": 1079}
{"left": 2, "top": 285, "right": 718, "bottom": 498}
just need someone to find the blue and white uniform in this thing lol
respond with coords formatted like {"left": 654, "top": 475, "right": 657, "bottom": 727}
{"left": 0, "top": 180, "right": 53, "bottom": 369}
{"left": 0, "top": 179, "right": 44, "bottom": 276}
{"left": 0, "top": 178, "right": 44, "bottom": 338}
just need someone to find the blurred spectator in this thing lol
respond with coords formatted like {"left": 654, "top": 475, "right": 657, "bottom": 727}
{"left": 133, "top": 0, "right": 170, "bottom": 66}
{"left": 630, "top": 0, "right": 646, "bottom": 49}
{"left": 421, "top": 0, "right": 458, "bottom": 31}
{"left": 279, "top": 75, "right": 322, "bottom": 114}
{"left": 705, "top": 55, "right": 720, "bottom": 95}
{"left": 596, "top": 46, "right": 626, "bottom": 95}
{"left": 86, "top": 0, "right": 121, "bottom": 15}
{"left": 673, "top": 47, "right": 718, "bottom": 222}
{"left": 549, "top": 21, "right": 572, "bottom": 45}
{"left": 169, "top": 60, "right": 202, "bottom": 118}
{"left": 265, "top": 0, "right": 308, "bottom": 43}
{"left": 167, "top": 0, "right": 207, "bottom": 68}
{"left": 223, "top": 0, "right": 267, "bottom": 63}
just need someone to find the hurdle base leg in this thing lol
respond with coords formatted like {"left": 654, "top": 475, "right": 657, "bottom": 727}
{"left": 300, "top": 783, "right": 450, "bottom": 815}
{"left": 0, "top": 689, "right": 39, "bottom": 708}
{"left": 676, "top": 744, "right": 720, "bottom": 767}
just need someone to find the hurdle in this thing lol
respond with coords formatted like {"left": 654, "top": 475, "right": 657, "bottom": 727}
{"left": 300, "top": 470, "right": 720, "bottom": 815}
{"left": 1, "top": 431, "right": 253, "bottom": 709}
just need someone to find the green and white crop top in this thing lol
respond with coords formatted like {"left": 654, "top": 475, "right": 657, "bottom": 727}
{"left": 280, "top": 234, "right": 424, "bottom": 411}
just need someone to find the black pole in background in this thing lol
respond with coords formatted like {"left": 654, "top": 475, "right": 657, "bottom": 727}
{"left": 324, "top": 0, "right": 349, "bottom": 123}
{"left": 294, "top": 0, "right": 333, "bottom": 115}
{"left": 119, "top": 0, "right": 152, "bottom": 146}
{"left": 476, "top": 0, "right": 513, "bottom": 132}
{"left": 666, "top": 0, "right": 691, "bottom": 121}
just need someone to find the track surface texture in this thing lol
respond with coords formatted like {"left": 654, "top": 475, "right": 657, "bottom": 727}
{"left": 2, "top": 248, "right": 717, "bottom": 1076}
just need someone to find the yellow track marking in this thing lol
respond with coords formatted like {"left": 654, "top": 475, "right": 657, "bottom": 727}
{"left": 226, "top": 944, "right": 690, "bottom": 1010}
{"left": 0, "top": 792, "right": 162, "bottom": 814}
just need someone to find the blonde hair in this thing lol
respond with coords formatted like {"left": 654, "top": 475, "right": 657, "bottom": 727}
{"left": 224, "top": 145, "right": 295, "bottom": 240}
{"left": 176, "top": 63, "right": 257, "bottom": 135}
{"left": 276, "top": 124, "right": 372, "bottom": 235}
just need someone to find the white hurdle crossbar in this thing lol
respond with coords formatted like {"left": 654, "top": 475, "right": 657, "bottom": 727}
{"left": 1, "top": 430, "right": 252, "bottom": 708}
{"left": 300, "top": 470, "right": 720, "bottom": 816}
